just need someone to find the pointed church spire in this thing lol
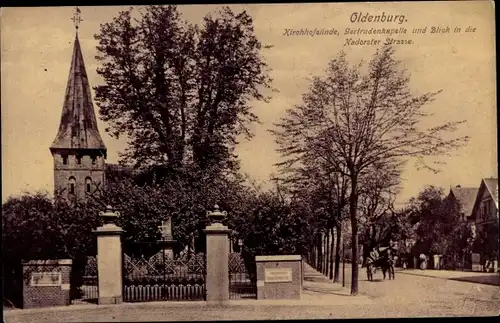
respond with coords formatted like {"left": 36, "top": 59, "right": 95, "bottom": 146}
{"left": 50, "top": 9, "right": 106, "bottom": 156}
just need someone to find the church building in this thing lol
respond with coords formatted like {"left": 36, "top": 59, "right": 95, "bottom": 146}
{"left": 49, "top": 20, "right": 107, "bottom": 201}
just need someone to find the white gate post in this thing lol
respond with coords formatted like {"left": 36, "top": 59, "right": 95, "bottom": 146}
{"left": 94, "top": 205, "right": 124, "bottom": 305}
{"left": 204, "top": 205, "right": 231, "bottom": 305}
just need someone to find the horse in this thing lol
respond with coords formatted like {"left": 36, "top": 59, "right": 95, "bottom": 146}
{"left": 365, "top": 246, "right": 395, "bottom": 281}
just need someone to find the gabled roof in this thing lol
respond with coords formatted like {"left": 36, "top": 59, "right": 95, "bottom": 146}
{"left": 470, "top": 177, "right": 498, "bottom": 219}
{"left": 50, "top": 33, "right": 106, "bottom": 154}
{"left": 483, "top": 178, "right": 498, "bottom": 207}
{"left": 448, "top": 186, "right": 479, "bottom": 216}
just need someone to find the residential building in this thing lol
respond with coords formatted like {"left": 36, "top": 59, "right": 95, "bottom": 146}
{"left": 469, "top": 177, "right": 499, "bottom": 269}
{"left": 470, "top": 178, "right": 499, "bottom": 232}
{"left": 447, "top": 185, "right": 479, "bottom": 222}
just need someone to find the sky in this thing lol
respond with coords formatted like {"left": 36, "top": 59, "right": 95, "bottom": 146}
{"left": 1, "top": 2, "right": 497, "bottom": 206}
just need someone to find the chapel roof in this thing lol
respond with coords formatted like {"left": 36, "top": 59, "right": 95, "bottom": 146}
{"left": 50, "top": 33, "right": 106, "bottom": 155}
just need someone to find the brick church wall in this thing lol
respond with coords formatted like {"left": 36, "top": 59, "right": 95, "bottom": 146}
{"left": 53, "top": 152, "right": 105, "bottom": 200}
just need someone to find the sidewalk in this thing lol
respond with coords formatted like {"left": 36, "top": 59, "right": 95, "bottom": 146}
{"left": 396, "top": 268, "right": 500, "bottom": 286}
{"left": 300, "top": 262, "right": 374, "bottom": 305}
{"left": 6, "top": 263, "right": 498, "bottom": 321}
{"left": 4, "top": 263, "right": 374, "bottom": 322}
{"left": 3, "top": 263, "right": 374, "bottom": 322}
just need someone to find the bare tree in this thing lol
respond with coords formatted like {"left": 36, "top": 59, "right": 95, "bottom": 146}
{"left": 276, "top": 153, "right": 349, "bottom": 281}
{"left": 272, "top": 45, "right": 469, "bottom": 295}
{"left": 358, "top": 161, "right": 402, "bottom": 260}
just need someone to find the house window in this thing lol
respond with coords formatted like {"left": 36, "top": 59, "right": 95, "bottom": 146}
{"left": 85, "top": 177, "right": 92, "bottom": 194}
{"left": 76, "top": 156, "right": 82, "bottom": 165}
{"left": 69, "top": 177, "right": 76, "bottom": 195}
{"left": 481, "top": 201, "right": 490, "bottom": 221}
{"left": 62, "top": 155, "right": 68, "bottom": 165}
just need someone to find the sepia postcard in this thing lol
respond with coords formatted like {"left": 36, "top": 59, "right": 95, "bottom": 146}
{"left": 1, "top": 1, "right": 498, "bottom": 321}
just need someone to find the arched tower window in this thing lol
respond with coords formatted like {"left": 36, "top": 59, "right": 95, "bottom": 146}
{"left": 85, "top": 177, "right": 92, "bottom": 194}
{"left": 68, "top": 177, "right": 76, "bottom": 195}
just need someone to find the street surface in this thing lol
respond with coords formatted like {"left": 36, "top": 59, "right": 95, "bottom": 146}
{"left": 339, "top": 263, "right": 499, "bottom": 316}
{"left": 4, "top": 263, "right": 499, "bottom": 322}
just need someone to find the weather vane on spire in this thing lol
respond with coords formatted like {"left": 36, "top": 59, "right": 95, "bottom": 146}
{"left": 71, "top": 7, "right": 83, "bottom": 31}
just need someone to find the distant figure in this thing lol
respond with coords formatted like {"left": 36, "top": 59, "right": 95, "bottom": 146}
{"left": 419, "top": 253, "right": 427, "bottom": 270}
{"left": 484, "top": 259, "right": 492, "bottom": 273}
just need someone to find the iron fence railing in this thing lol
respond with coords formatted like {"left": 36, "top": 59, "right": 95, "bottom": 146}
{"left": 228, "top": 253, "right": 256, "bottom": 299}
{"left": 122, "top": 246, "right": 206, "bottom": 302}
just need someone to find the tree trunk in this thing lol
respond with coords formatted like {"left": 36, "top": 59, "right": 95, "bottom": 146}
{"left": 329, "top": 226, "right": 335, "bottom": 280}
{"left": 325, "top": 231, "right": 330, "bottom": 275}
{"left": 312, "top": 245, "right": 316, "bottom": 267}
{"left": 321, "top": 233, "right": 325, "bottom": 274}
{"left": 323, "top": 233, "right": 327, "bottom": 273}
{"left": 350, "top": 175, "right": 359, "bottom": 295}
{"left": 334, "top": 224, "right": 341, "bottom": 282}
{"left": 317, "top": 233, "right": 322, "bottom": 271}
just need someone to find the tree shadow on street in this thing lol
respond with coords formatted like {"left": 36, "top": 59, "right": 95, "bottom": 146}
{"left": 367, "top": 279, "right": 386, "bottom": 283}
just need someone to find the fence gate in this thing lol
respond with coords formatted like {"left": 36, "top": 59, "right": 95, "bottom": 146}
{"left": 72, "top": 256, "right": 98, "bottom": 304}
{"left": 228, "top": 252, "right": 256, "bottom": 299}
{"left": 122, "top": 242, "right": 206, "bottom": 302}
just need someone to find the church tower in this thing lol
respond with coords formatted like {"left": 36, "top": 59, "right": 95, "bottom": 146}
{"left": 50, "top": 8, "right": 106, "bottom": 201}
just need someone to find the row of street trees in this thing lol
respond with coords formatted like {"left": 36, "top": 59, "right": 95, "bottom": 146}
{"left": 3, "top": 5, "right": 471, "bottom": 306}
{"left": 272, "top": 46, "right": 469, "bottom": 294}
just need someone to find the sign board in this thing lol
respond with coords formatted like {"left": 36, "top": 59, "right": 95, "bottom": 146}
{"left": 30, "top": 272, "right": 62, "bottom": 287}
{"left": 264, "top": 268, "right": 293, "bottom": 283}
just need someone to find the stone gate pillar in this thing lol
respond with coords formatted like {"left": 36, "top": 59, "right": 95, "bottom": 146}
{"left": 204, "top": 205, "right": 231, "bottom": 305}
{"left": 94, "top": 205, "right": 124, "bottom": 305}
